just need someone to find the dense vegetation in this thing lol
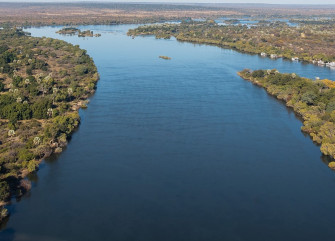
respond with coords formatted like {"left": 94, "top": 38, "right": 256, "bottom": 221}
{"left": 57, "top": 28, "right": 101, "bottom": 37}
{"left": 239, "top": 69, "right": 335, "bottom": 166}
{"left": 0, "top": 28, "right": 99, "bottom": 222}
{"left": 128, "top": 20, "right": 335, "bottom": 64}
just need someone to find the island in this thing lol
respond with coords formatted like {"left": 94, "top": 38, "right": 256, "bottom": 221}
{"left": 238, "top": 69, "right": 335, "bottom": 167}
{"left": 0, "top": 28, "right": 99, "bottom": 222}
{"left": 159, "top": 56, "right": 171, "bottom": 60}
{"left": 57, "top": 27, "right": 101, "bottom": 37}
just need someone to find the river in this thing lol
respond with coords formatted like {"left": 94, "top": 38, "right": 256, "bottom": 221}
{"left": 1, "top": 24, "right": 335, "bottom": 241}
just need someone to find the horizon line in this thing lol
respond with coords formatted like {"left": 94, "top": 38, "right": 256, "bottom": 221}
{"left": 0, "top": 1, "right": 334, "bottom": 6}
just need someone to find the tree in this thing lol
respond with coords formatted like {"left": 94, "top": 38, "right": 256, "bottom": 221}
{"left": 0, "top": 181, "right": 10, "bottom": 202}
{"left": 31, "top": 98, "right": 52, "bottom": 119}
{"left": 251, "top": 70, "right": 265, "bottom": 78}
{"left": 326, "top": 101, "right": 335, "bottom": 112}
{"left": 301, "top": 91, "right": 318, "bottom": 105}
{"left": 74, "top": 65, "right": 88, "bottom": 75}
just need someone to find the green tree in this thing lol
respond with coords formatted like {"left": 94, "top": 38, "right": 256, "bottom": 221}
{"left": 0, "top": 181, "right": 10, "bottom": 202}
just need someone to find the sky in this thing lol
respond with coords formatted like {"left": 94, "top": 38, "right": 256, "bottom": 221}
{"left": 0, "top": 0, "right": 332, "bottom": 5}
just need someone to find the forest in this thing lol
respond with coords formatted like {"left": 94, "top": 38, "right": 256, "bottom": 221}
{"left": 0, "top": 28, "right": 99, "bottom": 221}
{"left": 239, "top": 69, "right": 335, "bottom": 167}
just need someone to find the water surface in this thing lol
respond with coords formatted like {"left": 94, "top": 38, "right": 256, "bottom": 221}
{"left": 1, "top": 25, "right": 335, "bottom": 241}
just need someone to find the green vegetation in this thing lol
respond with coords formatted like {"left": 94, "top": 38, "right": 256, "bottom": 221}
{"left": 56, "top": 27, "right": 80, "bottom": 35}
{"left": 239, "top": 69, "right": 335, "bottom": 162}
{"left": 0, "top": 28, "right": 99, "bottom": 220}
{"left": 329, "top": 162, "right": 335, "bottom": 169}
{"left": 56, "top": 27, "right": 101, "bottom": 37}
{"left": 128, "top": 20, "right": 335, "bottom": 64}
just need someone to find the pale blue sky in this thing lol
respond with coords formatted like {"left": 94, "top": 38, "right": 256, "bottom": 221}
{"left": 0, "top": 1, "right": 333, "bottom": 5}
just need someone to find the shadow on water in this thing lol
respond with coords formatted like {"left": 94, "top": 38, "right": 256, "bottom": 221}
{"left": 321, "top": 155, "right": 335, "bottom": 171}
{"left": 0, "top": 123, "right": 81, "bottom": 231}
{"left": 26, "top": 172, "right": 39, "bottom": 186}
{"left": 0, "top": 228, "right": 67, "bottom": 241}
{"left": 0, "top": 228, "right": 15, "bottom": 241}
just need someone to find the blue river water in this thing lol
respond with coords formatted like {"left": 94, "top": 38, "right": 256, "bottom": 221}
{"left": 1, "top": 24, "right": 335, "bottom": 241}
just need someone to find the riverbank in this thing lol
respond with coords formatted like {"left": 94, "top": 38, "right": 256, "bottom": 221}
{"left": 238, "top": 69, "right": 335, "bottom": 166}
{"left": 0, "top": 28, "right": 99, "bottom": 223}
{"left": 128, "top": 21, "right": 335, "bottom": 67}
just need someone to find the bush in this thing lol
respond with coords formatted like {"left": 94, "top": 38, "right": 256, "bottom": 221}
{"left": 328, "top": 162, "right": 335, "bottom": 169}
{"left": 74, "top": 65, "right": 88, "bottom": 75}
{"left": 0, "top": 181, "right": 10, "bottom": 201}
{"left": 27, "top": 160, "right": 37, "bottom": 172}
{"left": 31, "top": 98, "right": 52, "bottom": 119}
{"left": 26, "top": 67, "right": 33, "bottom": 75}
{"left": 301, "top": 91, "right": 318, "bottom": 105}
{"left": 18, "top": 148, "right": 35, "bottom": 162}
{"left": 252, "top": 70, "right": 265, "bottom": 78}
{"left": 0, "top": 206, "right": 8, "bottom": 221}
{"left": 326, "top": 101, "right": 335, "bottom": 112}
{"left": 12, "top": 76, "right": 23, "bottom": 87}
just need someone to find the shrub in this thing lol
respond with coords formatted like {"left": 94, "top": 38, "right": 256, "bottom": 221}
{"left": 328, "top": 162, "right": 335, "bottom": 169}
{"left": 0, "top": 207, "right": 8, "bottom": 221}
{"left": 27, "top": 160, "right": 37, "bottom": 173}
{"left": 31, "top": 98, "right": 52, "bottom": 119}
{"left": 0, "top": 181, "right": 10, "bottom": 201}
{"left": 301, "top": 91, "right": 318, "bottom": 105}
{"left": 18, "top": 148, "right": 35, "bottom": 162}
{"left": 74, "top": 65, "right": 88, "bottom": 75}
{"left": 251, "top": 70, "right": 265, "bottom": 78}
{"left": 326, "top": 101, "right": 335, "bottom": 112}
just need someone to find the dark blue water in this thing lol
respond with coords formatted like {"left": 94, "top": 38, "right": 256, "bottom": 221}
{"left": 1, "top": 25, "right": 335, "bottom": 241}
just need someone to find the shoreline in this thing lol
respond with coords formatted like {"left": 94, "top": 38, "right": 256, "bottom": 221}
{"left": 0, "top": 80, "right": 99, "bottom": 223}
{"left": 0, "top": 29, "right": 100, "bottom": 224}
{"left": 128, "top": 21, "right": 335, "bottom": 69}
{"left": 238, "top": 70, "right": 335, "bottom": 166}
{"left": 173, "top": 36, "right": 335, "bottom": 69}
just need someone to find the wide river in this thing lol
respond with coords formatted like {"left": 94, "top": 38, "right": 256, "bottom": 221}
{"left": 1, "top": 25, "right": 335, "bottom": 241}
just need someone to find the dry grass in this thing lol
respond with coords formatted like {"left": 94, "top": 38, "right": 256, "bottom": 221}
{"left": 1, "top": 3, "right": 334, "bottom": 27}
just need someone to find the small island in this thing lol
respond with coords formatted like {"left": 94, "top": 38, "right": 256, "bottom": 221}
{"left": 56, "top": 27, "right": 101, "bottom": 37}
{"left": 159, "top": 56, "right": 171, "bottom": 60}
{"left": 238, "top": 69, "right": 335, "bottom": 167}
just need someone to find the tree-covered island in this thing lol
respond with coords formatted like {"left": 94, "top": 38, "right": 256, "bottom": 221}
{"left": 0, "top": 28, "right": 99, "bottom": 222}
{"left": 56, "top": 27, "right": 101, "bottom": 37}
